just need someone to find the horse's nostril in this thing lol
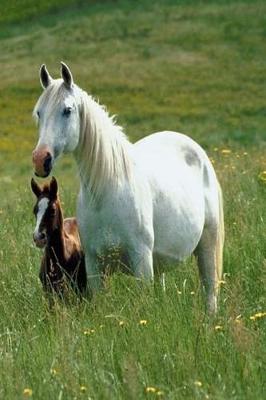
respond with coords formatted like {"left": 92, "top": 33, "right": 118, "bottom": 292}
{"left": 43, "top": 153, "right": 52, "bottom": 175}
{"left": 40, "top": 232, "right": 46, "bottom": 240}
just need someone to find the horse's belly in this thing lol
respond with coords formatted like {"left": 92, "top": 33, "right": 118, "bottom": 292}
{"left": 152, "top": 176, "right": 205, "bottom": 261}
{"left": 153, "top": 211, "right": 204, "bottom": 261}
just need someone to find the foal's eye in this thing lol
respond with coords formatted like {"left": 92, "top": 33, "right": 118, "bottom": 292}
{"left": 37, "top": 111, "right": 40, "bottom": 118}
{"left": 50, "top": 208, "right": 56, "bottom": 217}
{"left": 62, "top": 107, "right": 72, "bottom": 117}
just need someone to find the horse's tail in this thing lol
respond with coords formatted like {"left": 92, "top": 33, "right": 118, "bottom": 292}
{"left": 216, "top": 183, "right": 224, "bottom": 284}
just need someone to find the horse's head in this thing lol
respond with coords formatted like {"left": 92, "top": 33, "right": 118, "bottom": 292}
{"left": 32, "top": 63, "right": 81, "bottom": 177}
{"left": 31, "top": 176, "right": 62, "bottom": 248}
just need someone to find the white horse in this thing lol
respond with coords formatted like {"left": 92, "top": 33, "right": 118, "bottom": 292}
{"left": 32, "top": 63, "right": 224, "bottom": 313}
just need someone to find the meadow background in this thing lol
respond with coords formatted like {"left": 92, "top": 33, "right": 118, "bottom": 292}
{"left": 0, "top": 0, "right": 265, "bottom": 398}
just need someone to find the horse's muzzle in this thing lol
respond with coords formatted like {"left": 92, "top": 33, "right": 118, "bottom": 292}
{"left": 32, "top": 145, "right": 53, "bottom": 178}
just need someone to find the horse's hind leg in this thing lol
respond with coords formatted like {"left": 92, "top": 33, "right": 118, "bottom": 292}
{"left": 194, "top": 222, "right": 223, "bottom": 314}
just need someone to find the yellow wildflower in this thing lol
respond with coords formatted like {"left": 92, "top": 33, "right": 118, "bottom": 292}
{"left": 84, "top": 328, "right": 95, "bottom": 335}
{"left": 157, "top": 390, "right": 164, "bottom": 396}
{"left": 145, "top": 386, "right": 157, "bottom": 393}
{"left": 80, "top": 385, "right": 87, "bottom": 393}
{"left": 258, "top": 171, "right": 266, "bottom": 182}
{"left": 190, "top": 291, "right": 195, "bottom": 295}
{"left": 214, "top": 325, "right": 223, "bottom": 331}
{"left": 218, "top": 280, "right": 226, "bottom": 286}
{"left": 119, "top": 320, "right": 125, "bottom": 327}
{"left": 221, "top": 149, "right": 231, "bottom": 155}
{"left": 139, "top": 320, "right": 147, "bottom": 326}
{"left": 50, "top": 368, "right": 58, "bottom": 376}
{"left": 23, "top": 388, "right": 33, "bottom": 397}
{"left": 194, "top": 380, "right": 202, "bottom": 387}
{"left": 250, "top": 312, "right": 266, "bottom": 321}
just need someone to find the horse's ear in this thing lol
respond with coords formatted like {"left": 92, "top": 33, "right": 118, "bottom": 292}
{"left": 61, "top": 61, "right": 73, "bottom": 89}
{"left": 31, "top": 178, "right": 42, "bottom": 197}
{"left": 40, "top": 64, "right": 53, "bottom": 89}
{"left": 50, "top": 176, "right": 58, "bottom": 200}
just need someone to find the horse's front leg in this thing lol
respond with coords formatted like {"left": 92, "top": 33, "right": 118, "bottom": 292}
{"left": 77, "top": 206, "right": 103, "bottom": 296}
{"left": 128, "top": 243, "right": 154, "bottom": 281}
{"left": 84, "top": 251, "right": 103, "bottom": 297}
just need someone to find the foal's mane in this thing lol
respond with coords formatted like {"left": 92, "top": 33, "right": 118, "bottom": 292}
{"left": 39, "top": 183, "right": 51, "bottom": 197}
{"left": 36, "top": 182, "right": 61, "bottom": 210}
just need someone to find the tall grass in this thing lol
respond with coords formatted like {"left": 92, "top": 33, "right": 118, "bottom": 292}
{"left": 0, "top": 1, "right": 265, "bottom": 398}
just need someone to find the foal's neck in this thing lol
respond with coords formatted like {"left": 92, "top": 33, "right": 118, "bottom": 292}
{"left": 47, "top": 205, "right": 65, "bottom": 263}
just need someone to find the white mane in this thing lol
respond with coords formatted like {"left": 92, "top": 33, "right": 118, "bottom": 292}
{"left": 75, "top": 89, "right": 132, "bottom": 202}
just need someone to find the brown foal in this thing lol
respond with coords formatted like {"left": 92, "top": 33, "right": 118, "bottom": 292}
{"left": 31, "top": 177, "right": 86, "bottom": 297}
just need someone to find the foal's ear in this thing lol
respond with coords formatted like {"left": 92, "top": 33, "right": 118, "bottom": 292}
{"left": 40, "top": 64, "right": 53, "bottom": 89}
{"left": 50, "top": 176, "right": 58, "bottom": 200}
{"left": 31, "top": 178, "right": 42, "bottom": 197}
{"left": 61, "top": 62, "right": 73, "bottom": 89}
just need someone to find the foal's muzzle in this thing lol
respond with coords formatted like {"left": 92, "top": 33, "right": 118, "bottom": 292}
{"left": 33, "top": 232, "right": 47, "bottom": 248}
{"left": 32, "top": 145, "right": 53, "bottom": 178}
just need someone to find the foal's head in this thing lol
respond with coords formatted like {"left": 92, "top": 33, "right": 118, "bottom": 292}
{"left": 31, "top": 176, "right": 62, "bottom": 248}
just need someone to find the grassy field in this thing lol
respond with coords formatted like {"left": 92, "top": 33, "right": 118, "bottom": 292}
{"left": 0, "top": 0, "right": 265, "bottom": 398}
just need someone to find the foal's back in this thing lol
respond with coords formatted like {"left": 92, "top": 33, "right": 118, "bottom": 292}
{"left": 63, "top": 217, "right": 83, "bottom": 255}
{"left": 62, "top": 217, "right": 87, "bottom": 294}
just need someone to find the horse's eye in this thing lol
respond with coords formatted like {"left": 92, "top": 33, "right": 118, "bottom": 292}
{"left": 62, "top": 107, "right": 72, "bottom": 117}
{"left": 37, "top": 111, "right": 40, "bottom": 118}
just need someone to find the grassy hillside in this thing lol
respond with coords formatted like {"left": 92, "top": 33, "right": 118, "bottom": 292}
{"left": 0, "top": 1, "right": 265, "bottom": 399}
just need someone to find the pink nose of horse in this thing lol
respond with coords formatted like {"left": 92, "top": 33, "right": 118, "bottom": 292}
{"left": 32, "top": 145, "right": 53, "bottom": 177}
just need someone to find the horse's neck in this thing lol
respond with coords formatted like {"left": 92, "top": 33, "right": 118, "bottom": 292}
{"left": 74, "top": 92, "right": 132, "bottom": 200}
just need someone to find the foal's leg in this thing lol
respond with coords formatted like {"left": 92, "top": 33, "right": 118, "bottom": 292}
{"left": 194, "top": 224, "right": 222, "bottom": 314}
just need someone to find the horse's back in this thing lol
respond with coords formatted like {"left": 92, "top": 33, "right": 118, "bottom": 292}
{"left": 135, "top": 131, "right": 211, "bottom": 169}
{"left": 134, "top": 131, "right": 219, "bottom": 214}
